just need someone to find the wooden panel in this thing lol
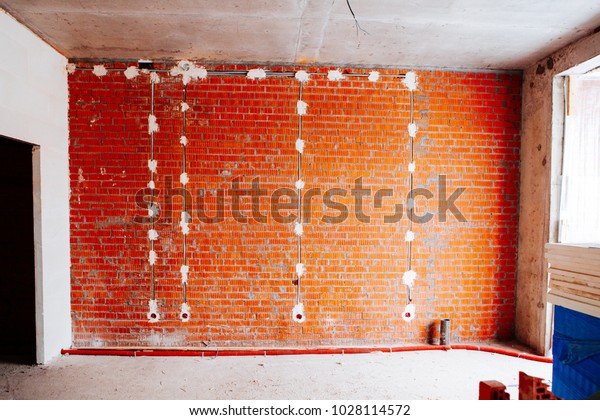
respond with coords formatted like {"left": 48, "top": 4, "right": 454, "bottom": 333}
{"left": 546, "top": 243, "right": 600, "bottom": 317}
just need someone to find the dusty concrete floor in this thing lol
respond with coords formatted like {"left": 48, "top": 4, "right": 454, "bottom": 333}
{"left": 0, "top": 350, "right": 552, "bottom": 400}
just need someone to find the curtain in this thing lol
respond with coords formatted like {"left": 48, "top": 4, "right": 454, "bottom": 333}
{"left": 559, "top": 77, "right": 600, "bottom": 244}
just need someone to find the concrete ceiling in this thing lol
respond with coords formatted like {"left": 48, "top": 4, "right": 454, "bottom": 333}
{"left": 2, "top": 0, "right": 600, "bottom": 70}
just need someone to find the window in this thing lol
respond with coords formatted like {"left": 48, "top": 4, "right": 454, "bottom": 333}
{"left": 558, "top": 73, "right": 600, "bottom": 244}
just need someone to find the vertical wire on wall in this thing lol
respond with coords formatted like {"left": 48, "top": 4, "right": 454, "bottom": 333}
{"left": 407, "top": 90, "right": 414, "bottom": 300}
{"left": 147, "top": 77, "right": 160, "bottom": 322}
{"left": 180, "top": 84, "right": 191, "bottom": 322}
{"left": 168, "top": 60, "right": 209, "bottom": 323}
{"left": 401, "top": 72, "right": 418, "bottom": 322}
{"left": 292, "top": 71, "right": 309, "bottom": 323}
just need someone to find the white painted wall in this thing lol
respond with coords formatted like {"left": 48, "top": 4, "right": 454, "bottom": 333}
{"left": 0, "top": 11, "right": 70, "bottom": 363}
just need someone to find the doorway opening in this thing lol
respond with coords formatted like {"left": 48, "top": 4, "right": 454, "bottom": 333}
{"left": 0, "top": 135, "right": 36, "bottom": 364}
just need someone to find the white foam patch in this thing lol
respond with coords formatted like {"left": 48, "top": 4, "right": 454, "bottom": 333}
{"left": 292, "top": 302, "right": 306, "bottom": 323}
{"left": 148, "top": 180, "right": 155, "bottom": 190}
{"left": 147, "top": 299, "right": 160, "bottom": 323}
{"left": 296, "top": 262, "right": 305, "bottom": 278}
{"left": 66, "top": 63, "right": 77, "bottom": 74}
{"left": 180, "top": 135, "right": 189, "bottom": 146}
{"left": 402, "top": 303, "right": 416, "bottom": 322}
{"left": 180, "top": 265, "right": 189, "bottom": 283}
{"left": 295, "top": 138, "right": 305, "bottom": 154}
{"left": 295, "top": 179, "right": 305, "bottom": 190}
{"left": 148, "top": 159, "right": 158, "bottom": 173}
{"left": 402, "top": 270, "right": 416, "bottom": 287}
{"left": 327, "top": 70, "right": 345, "bottom": 82}
{"left": 368, "top": 71, "right": 380, "bottom": 82}
{"left": 294, "top": 222, "right": 303, "bottom": 237}
{"left": 150, "top": 72, "right": 161, "bottom": 84}
{"left": 327, "top": 69, "right": 344, "bottom": 81}
{"left": 180, "top": 302, "right": 191, "bottom": 322}
{"left": 408, "top": 123, "right": 418, "bottom": 137}
{"left": 148, "top": 250, "right": 157, "bottom": 266}
{"left": 170, "top": 60, "right": 207, "bottom": 85}
{"left": 403, "top": 71, "right": 418, "bottom": 91}
{"left": 297, "top": 100, "right": 308, "bottom": 115}
{"left": 124, "top": 66, "right": 139, "bottom": 80}
{"left": 180, "top": 172, "right": 189, "bottom": 185}
{"left": 148, "top": 114, "right": 159, "bottom": 134}
{"left": 149, "top": 299, "right": 159, "bottom": 313}
{"left": 405, "top": 230, "right": 415, "bottom": 242}
{"left": 181, "top": 102, "right": 190, "bottom": 112}
{"left": 148, "top": 203, "right": 159, "bottom": 217}
{"left": 180, "top": 220, "right": 190, "bottom": 235}
{"left": 247, "top": 68, "right": 267, "bottom": 80}
{"left": 189, "top": 66, "right": 208, "bottom": 81}
{"left": 92, "top": 65, "right": 107, "bottom": 77}
{"left": 148, "top": 229, "right": 159, "bottom": 241}
{"left": 408, "top": 162, "right": 416, "bottom": 173}
{"left": 295, "top": 70, "right": 310, "bottom": 83}
{"left": 180, "top": 211, "right": 191, "bottom": 235}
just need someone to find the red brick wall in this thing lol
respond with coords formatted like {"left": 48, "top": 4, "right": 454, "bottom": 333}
{"left": 69, "top": 63, "right": 521, "bottom": 347}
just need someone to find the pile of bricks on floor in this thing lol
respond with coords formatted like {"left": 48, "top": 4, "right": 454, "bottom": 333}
{"left": 479, "top": 371, "right": 561, "bottom": 400}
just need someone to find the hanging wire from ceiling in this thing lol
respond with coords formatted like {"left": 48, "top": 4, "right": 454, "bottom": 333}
{"left": 345, "top": 0, "right": 370, "bottom": 48}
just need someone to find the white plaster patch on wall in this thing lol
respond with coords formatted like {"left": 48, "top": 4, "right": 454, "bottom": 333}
{"left": 295, "top": 70, "right": 310, "bottom": 83}
{"left": 402, "top": 303, "right": 416, "bottom": 322}
{"left": 296, "top": 262, "right": 305, "bottom": 278}
{"left": 180, "top": 172, "right": 189, "bottom": 185}
{"left": 180, "top": 265, "right": 189, "bottom": 283}
{"left": 408, "top": 123, "right": 418, "bottom": 137}
{"left": 150, "top": 72, "right": 161, "bottom": 84}
{"left": 148, "top": 114, "right": 159, "bottom": 134}
{"left": 297, "top": 100, "right": 308, "bottom": 115}
{"left": 402, "top": 269, "right": 417, "bottom": 287}
{"left": 247, "top": 68, "right": 267, "bottom": 80}
{"left": 170, "top": 60, "right": 208, "bottom": 85}
{"left": 368, "top": 71, "right": 380, "bottom": 82}
{"left": 292, "top": 302, "right": 306, "bottom": 323}
{"left": 92, "top": 65, "right": 107, "bottom": 77}
{"left": 402, "top": 71, "right": 418, "bottom": 91}
{"left": 124, "top": 66, "right": 139, "bottom": 80}
{"left": 148, "top": 250, "right": 157, "bottom": 266}
{"left": 327, "top": 69, "right": 344, "bottom": 81}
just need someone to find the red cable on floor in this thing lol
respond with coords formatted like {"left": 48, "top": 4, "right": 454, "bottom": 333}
{"left": 61, "top": 345, "right": 552, "bottom": 363}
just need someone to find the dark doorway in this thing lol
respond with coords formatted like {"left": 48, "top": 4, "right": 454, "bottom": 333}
{"left": 0, "top": 135, "right": 36, "bottom": 364}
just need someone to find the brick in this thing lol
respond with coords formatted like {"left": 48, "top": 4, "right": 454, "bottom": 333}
{"left": 69, "top": 64, "right": 522, "bottom": 347}
{"left": 479, "top": 380, "right": 511, "bottom": 400}
{"left": 519, "top": 371, "right": 561, "bottom": 400}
